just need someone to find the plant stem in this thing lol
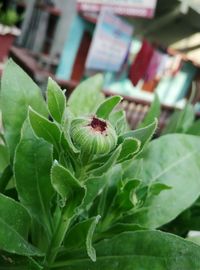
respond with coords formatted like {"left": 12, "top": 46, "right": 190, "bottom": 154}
{"left": 44, "top": 204, "right": 73, "bottom": 268}
{"left": 99, "top": 211, "right": 117, "bottom": 232}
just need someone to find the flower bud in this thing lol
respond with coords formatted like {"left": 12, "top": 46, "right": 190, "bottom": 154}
{"left": 70, "top": 116, "right": 117, "bottom": 156}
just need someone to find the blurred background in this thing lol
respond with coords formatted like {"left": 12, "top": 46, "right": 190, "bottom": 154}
{"left": 1, "top": 0, "right": 200, "bottom": 130}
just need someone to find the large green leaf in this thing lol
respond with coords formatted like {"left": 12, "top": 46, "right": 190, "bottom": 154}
{"left": 14, "top": 120, "right": 54, "bottom": 235}
{"left": 47, "top": 78, "right": 66, "bottom": 123}
{"left": 53, "top": 231, "right": 200, "bottom": 270}
{"left": 0, "top": 253, "right": 43, "bottom": 270}
{"left": 0, "top": 194, "right": 42, "bottom": 256}
{"left": 68, "top": 75, "right": 105, "bottom": 117}
{"left": 124, "top": 134, "right": 200, "bottom": 228}
{"left": 186, "top": 119, "right": 200, "bottom": 136}
{"left": 0, "top": 60, "right": 47, "bottom": 159}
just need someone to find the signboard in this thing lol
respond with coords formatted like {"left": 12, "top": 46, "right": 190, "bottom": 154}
{"left": 85, "top": 9, "right": 133, "bottom": 72}
{"left": 77, "top": 0, "right": 158, "bottom": 18}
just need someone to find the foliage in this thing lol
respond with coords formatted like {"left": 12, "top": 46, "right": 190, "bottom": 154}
{"left": 1, "top": 60, "right": 200, "bottom": 269}
{"left": 152, "top": 95, "right": 200, "bottom": 240}
{"left": 0, "top": 8, "right": 20, "bottom": 26}
{"left": 0, "top": 0, "right": 23, "bottom": 26}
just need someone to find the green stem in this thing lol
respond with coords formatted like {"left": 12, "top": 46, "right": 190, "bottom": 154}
{"left": 44, "top": 204, "right": 73, "bottom": 268}
{"left": 99, "top": 211, "right": 117, "bottom": 232}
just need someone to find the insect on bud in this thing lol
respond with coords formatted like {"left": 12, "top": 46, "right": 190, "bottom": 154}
{"left": 70, "top": 116, "right": 117, "bottom": 156}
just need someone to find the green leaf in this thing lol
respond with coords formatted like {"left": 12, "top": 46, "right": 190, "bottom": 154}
{"left": 118, "top": 118, "right": 157, "bottom": 150}
{"left": 115, "top": 179, "right": 141, "bottom": 210}
{"left": 61, "top": 130, "right": 80, "bottom": 155}
{"left": 0, "top": 253, "right": 43, "bottom": 270}
{"left": 90, "top": 146, "right": 122, "bottom": 176}
{"left": 14, "top": 120, "right": 54, "bottom": 234}
{"left": 97, "top": 223, "right": 144, "bottom": 240}
{"left": 149, "top": 182, "right": 172, "bottom": 196}
{"left": 138, "top": 94, "right": 161, "bottom": 128}
{"left": 0, "top": 165, "right": 13, "bottom": 193}
{"left": 186, "top": 119, "right": 200, "bottom": 136}
{"left": 115, "top": 115, "right": 129, "bottom": 135}
{"left": 0, "top": 194, "right": 42, "bottom": 256}
{"left": 47, "top": 78, "right": 66, "bottom": 123}
{"left": 86, "top": 216, "right": 101, "bottom": 262}
{"left": 52, "top": 231, "right": 200, "bottom": 270}
{"left": 122, "top": 159, "right": 144, "bottom": 180}
{"left": 96, "top": 95, "right": 122, "bottom": 119}
{"left": 0, "top": 60, "right": 47, "bottom": 159}
{"left": 109, "top": 110, "right": 129, "bottom": 135}
{"left": 51, "top": 161, "right": 85, "bottom": 206}
{"left": 124, "top": 134, "right": 200, "bottom": 228}
{"left": 59, "top": 133, "right": 79, "bottom": 173}
{"left": 68, "top": 74, "right": 105, "bottom": 117}
{"left": 96, "top": 165, "right": 123, "bottom": 220}
{"left": 29, "top": 107, "right": 61, "bottom": 152}
{"left": 118, "top": 138, "right": 141, "bottom": 162}
{"left": 81, "top": 175, "right": 107, "bottom": 210}
{"left": 162, "top": 103, "right": 195, "bottom": 134}
{"left": 64, "top": 216, "right": 101, "bottom": 262}
{"left": 60, "top": 108, "right": 80, "bottom": 156}
{"left": 0, "top": 144, "right": 9, "bottom": 172}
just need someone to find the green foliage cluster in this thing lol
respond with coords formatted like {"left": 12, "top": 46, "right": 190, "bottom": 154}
{"left": 1, "top": 60, "right": 200, "bottom": 269}
{"left": 0, "top": 9, "right": 19, "bottom": 26}
{"left": 0, "top": 0, "right": 22, "bottom": 26}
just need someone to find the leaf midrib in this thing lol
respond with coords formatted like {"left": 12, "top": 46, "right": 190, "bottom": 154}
{"left": 52, "top": 89, "right": 63, "bottom": 121}
{"left": 151, "top": 149, "right": 199, "bottom": 182}
{"left": 33, "top": 151, "right": 51, "bottom": 236}
{"left": 34, "top": 117, "right": 60, "bottom": 151}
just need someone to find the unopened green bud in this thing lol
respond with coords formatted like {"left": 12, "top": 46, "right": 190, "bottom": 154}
{"left": 70, "top": 116, "right": 117, "bottom": 156}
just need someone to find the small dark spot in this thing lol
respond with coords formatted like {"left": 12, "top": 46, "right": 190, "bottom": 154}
{"left": 90, "top": 117, "right": 107, "bottom": 133}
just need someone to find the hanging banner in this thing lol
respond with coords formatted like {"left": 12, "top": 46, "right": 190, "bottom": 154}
{"left": 77, "top": 0, "right": 158, "bottom": 18}
{"left": 85, "top": 9, "right": 133, "bottom": 72}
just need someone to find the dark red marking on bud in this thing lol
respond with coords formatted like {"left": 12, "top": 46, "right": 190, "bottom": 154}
{"left": 90, "top": 117, "right": 107, "bottom": 133}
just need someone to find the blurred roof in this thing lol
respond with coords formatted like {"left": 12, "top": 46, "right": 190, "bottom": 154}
{"left": 189, "top": 0, "right": 200, "bottom": 13}
{"left": 125, "top": 0, "right": 200, "bottom": 63}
